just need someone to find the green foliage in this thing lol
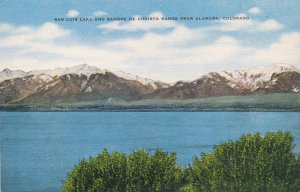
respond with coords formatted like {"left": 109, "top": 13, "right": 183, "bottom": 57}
{"left": 62, "top": 149, "right": 127, "bottom": 192}
{"left": 188, "top": 131, "right": 300, "bottom": 191}
{"left": 62, "top": 149, "right": 182, "bottom": 192}
{"left": 126, "top": 150, "right": 182, "bottom": 191}
{"left": 62, "top": 131, "right": 300, "bottom": 192}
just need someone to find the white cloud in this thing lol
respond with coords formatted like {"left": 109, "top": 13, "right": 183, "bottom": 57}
{"left": 0, "top": 23, "right": 14, "bottom": 32}
{"left": 66, "top": 9, "right": 79, "bottom": 17}
{"left": 255, "top": 19, "right": 283, "bottom": 31}
{"left": 0, "top": 22, "right": 70, "bottom": 48}
{"left": 93, "top": 11, "right": 107, "bottom": 17}
{"left": 249, "top": 7, "right": 263, "bottom": 15}
{"left": 248, "top": 32, "right": 300, "bottom": 65}
{"left": 35, "top": 22, "right": 71, "bottom": 40}
{"left": 107, "top": 25, "right": 204, "bottom": 49}
{"left": 98, "top": 12, "right": 177, "bottom": 32}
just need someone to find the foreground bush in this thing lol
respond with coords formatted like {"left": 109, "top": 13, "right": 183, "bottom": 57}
{"left": 62, "top": 149, "right": 182, "bottom": 192}
{"left": 188, "top": 131, "right": 300, "bottom": 191}
{"left": 62, "top": 131, "right": 300, "bottom": 192}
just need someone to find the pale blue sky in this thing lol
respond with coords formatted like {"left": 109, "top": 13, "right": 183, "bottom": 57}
{"left": 0, "top": 0, "right": 299, "bottom": 81}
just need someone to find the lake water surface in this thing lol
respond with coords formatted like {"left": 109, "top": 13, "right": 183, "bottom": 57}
{"left": 1, "top": 112, "right": 300, "bottom": 192}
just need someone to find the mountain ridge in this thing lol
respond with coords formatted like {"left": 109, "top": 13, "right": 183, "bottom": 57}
{"left": 0, "top": 63, "right": 299, "bottom": 105}
{"left": 0, "top": 64, "right": 167, "bottom": 89}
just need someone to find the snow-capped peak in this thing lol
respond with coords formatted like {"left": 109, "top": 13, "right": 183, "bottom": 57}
{"left": 2, "top": 68, "right": 12, "bottom": 73}
{"left": 220, "top": 63, "right": 298, "bottom": 80}
{"left": 0, "top": 64, "right": 106, "bottom": 82}
{"left": 27, "top": 64, "right": 106, "bottom": 77}
{"left": 0, "top": 68, "right": 26, "bottom": 82}
{"left": 219, "top": 63, "right": 299, "bottom": 90}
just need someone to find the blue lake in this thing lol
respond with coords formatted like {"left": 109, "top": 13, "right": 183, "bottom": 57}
{"left": 1, "top": 112, "right": 300, "bottom": 192}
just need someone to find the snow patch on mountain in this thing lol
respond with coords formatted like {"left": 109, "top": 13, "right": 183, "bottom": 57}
{"left": 293, "top": 87, "right": 299, "bottom": 93}
{"left": 81, "top": 80, "right": 88, "bottom": 91}
{"left": 113, "top": 70, "right": 168, "bottom": 89}
{"left": 40, "top": 81, "right": 60, "bottom": 91}
{"left": 29, "top": 74, "right": 54, "bottom": 83}
{"left": 84, "top": 86, "right": 93, "bottom": 93}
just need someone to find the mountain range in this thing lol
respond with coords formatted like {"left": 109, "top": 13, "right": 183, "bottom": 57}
{"left": 0, "top": 63, "right": 299, "bottom": 106}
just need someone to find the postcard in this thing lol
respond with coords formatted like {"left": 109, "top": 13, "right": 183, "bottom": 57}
{"left": 1, "top": 0, "right": 299, "bottom": 191}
